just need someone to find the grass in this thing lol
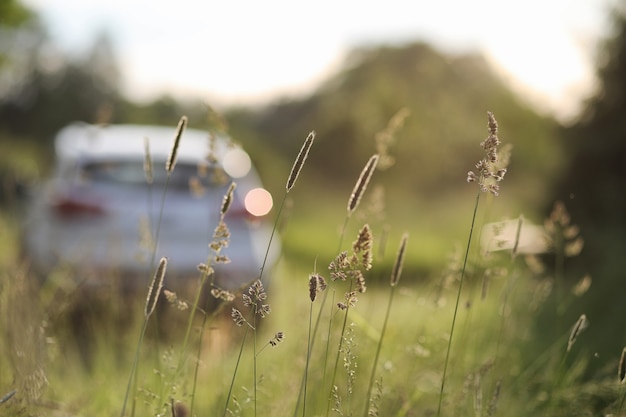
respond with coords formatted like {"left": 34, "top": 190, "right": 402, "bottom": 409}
{"left": 0, "top": 112, "right": 624, "bottom": 417}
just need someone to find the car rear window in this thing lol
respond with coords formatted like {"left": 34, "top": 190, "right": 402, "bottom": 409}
{"left": 77, "top": 160, "right": 230, "bottom": 190}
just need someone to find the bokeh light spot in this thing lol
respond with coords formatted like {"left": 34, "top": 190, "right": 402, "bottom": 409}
{"left": 223, "top": 148, "right": 251, "bottom": 178}
{"left": 245, "top": 188, "right": 273, "bottom": 217}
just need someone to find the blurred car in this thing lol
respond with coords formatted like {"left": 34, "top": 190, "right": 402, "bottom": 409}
{"left": 21, "top": 122, "right": 280, "bottom": 295}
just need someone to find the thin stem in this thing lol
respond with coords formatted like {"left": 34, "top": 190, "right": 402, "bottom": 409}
{"left": 122, "top": 173, "right": 172, "bottom": 417}
{"left": 259, "top": 192, "right": 287, "bottom": 284}
{"left": 326, "top": 282, "right": 354, "bottom": 417}
{"left": 253, "top": 310, "right": 258, "bottom": 417}
{"left": 293, "top": 289, "right": 330, "bottom": 417}
{"left": 338, "top": 216, "right": 350, "bottom": 254}
{"left": 437, "top": 189, "right": 481, "bottom": 417}
{"left": 322, "top": 292, "right": 336, "bottom": 398}
{"left": 223, "top": 325, "right": 250, "bottom": 417}
{"left": 302, "top": 302, "right": 314, "bottom": 417}
{"left": 120, "top": 319, "right": 150, "bottom": 417}
{"left": 189, "top": 306, "right": 210, "bottom": 416}
{"left": 178, "top": 273, "right": 209, "bottom": 374}
{"left": 364, "top": 284, "right": 397, "bottom": 417}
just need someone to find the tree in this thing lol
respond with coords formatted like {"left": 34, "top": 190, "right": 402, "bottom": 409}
{"left": 229, "top": 42, "right": 562, "bottom": 202}
{"left": 550, "top": 4, "right": 626, "bottom": 371}
{"left": 0, "top": 30, "right": 124, "bottom": 141}
{"left": 0, "top": 0, "right": 43, "bottom": 99}
{"left": 0, "top": 0, "right": 33, "bottom": 27}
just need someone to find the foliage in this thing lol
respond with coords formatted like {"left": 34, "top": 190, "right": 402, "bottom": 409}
{"left": 0, "top": 0, "right": 33, "bottom": 28}
{"left": 550, "top": 4, "right": 626, "bottom": 373}
{"left": 229, "top": 42, "right": 563, "bottom": 204}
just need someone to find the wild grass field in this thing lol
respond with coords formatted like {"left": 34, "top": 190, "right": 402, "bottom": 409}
{"left": 0, "top": 112, "right": 623, "bottom": 417}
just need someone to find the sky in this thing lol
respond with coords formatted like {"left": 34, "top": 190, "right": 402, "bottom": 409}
{"left": 24, "top": 0, "right": 617, "bottom": 122}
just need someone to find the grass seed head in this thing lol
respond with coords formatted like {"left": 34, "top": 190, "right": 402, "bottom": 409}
{"left": 567, "top": 313, "right": 588, "bottom": 352}
{"left": 145, "top": 257, "right": 167, "bottom": 318}
{"left": 287, "top": 131, "right": 315, "bottom": 192}
{"left": 348, "top": 154, "right": 379, "bottom": 215}
{"left": 210, "top": 287, "right": 235, "bottom": 302}
{"left": 143, "top": 137, "right": 153, "bottom": 184}
{"left": 309, "top": 273, "right": 327, "bottom": 302}
{"left": 231, "top": 308, "right": 246, "bottom": 326}
{"left": 258, "top": 303, "right": 271, "bottom": 318}
{"left": 166, "top": 116, "right": 188, "bottom": 174}
{"left": 467, "top": 111, "right": 507, "bottom": 196}
{"left": 163, "top": 290, "right": 189, "bottom": 310}
{"left": 249, "top": 279, "right": 267, "bottom": 301}
{"left": 353, "top": 223, "right": 374, "bottom": 270}
{"left": 197, "top": 263, "right": 215, "bottom": 276}
{"left": 221, "top": 182, "right": 237, "bottom": 217}
{"left": 390, "top": 233, "right": 409, "bottom": 287}
{"left": 269, "top": 331, "right": 284, "bottom": 347}
{"left": 354, "top": 270, "right": 367, "bottom": 293}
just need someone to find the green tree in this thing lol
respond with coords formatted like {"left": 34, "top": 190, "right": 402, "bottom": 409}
{"left": 551, "top": 4, "right": 626, "bottom": 371}
{"left": 230, "top": 42, "right": 562, "bottom": 205}
{"left": 0, "top": 0, "right": 33, "bottom": 27}
{"left": 0, "top": 30, "right": 124, "bottom": 141}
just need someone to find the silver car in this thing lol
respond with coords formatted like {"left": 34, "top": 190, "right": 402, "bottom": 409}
{"left": 22, "top": 122, "right": 280, "bottom": 296}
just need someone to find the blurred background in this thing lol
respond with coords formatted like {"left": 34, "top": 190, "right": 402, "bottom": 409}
{"left": 1, "top": 0, "right": 626, "bottom": 374}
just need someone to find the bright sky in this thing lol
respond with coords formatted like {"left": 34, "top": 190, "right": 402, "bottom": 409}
{"left": 25, "top": 0, "right": 616, "bottom": 122}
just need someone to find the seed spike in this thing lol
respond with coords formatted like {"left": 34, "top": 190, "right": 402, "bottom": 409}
{"left": 145, "top": 257, "right": 167, "bottom": 318}
{"left": 347, "top": 154, "right": 379, "bottom": 215}
{"left": 287, "top": 131, "right": 315, "bottom": 192}
{"left": 220, "top": 182, "right": 237, "bottom": 217}
{"left": 143, "top": 137, "right": 153, "bottom": 184}
{"left": 567, "top": 313, "right": 588, "bottom": 352}
{"left": 166, "top": 116, "right": 188, "bottom": 174}
{"left": 390, "top": 233, "right": 409, "bottom": 287}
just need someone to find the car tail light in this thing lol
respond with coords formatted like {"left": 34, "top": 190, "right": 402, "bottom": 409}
{"left": 51, "top": 195, "right": 106, "bottom": 218}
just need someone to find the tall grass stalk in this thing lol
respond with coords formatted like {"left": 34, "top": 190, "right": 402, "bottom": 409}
{"left": 153, "top": 116, "right": 187, "bottom": 266}
{"left": 303, "top": 298, "right": 315, "bottom": 417}
{"left": 294, "top": 151, "right": 378, "bottom": 416}
{"left": 326, "top": 224, "right": 374, "bottom": 417}
{"left": 180, "top": 182, "right": 237, "bottom": 416}
{"left": 259, "top": 131, "right": 315, "bottom": 285}
{"left": 436, "top": 189, "right": 481, "bottom": 416}
{"left": 240, "top": 131, "right": 315, "bottom": 416}
{"left": 326, "top": 284, "right": 354, "bottom": 417}
{"left": 189, "top": 305, "right": 209, "bottom": 415}
{"left": 298, "top": 272, "right": 327, "bottom": 417}
{"left": 244, "top": 130, "right": 314, "bottom": 414}
{"left": 223, "top": 325, "right": 250, "bottom": 417}
{"left": 364, "top": 233, "right": 408, "bottom": 417}
{"left": 143, "top": 136, "right": 156, "bottom": 250}
{"left": 123, "top": 117, "right": 186, "bottom": 417}
{"left": 222, "top": 280, "right": 269, "bottom": 417}
{"left": 438, "top": 111, "right": 505, "bottom": 416}
{"left": 545, "top": 313, "right": 588, "bottom": 414}
{"left": 339, "top": 154, "right": 379, "bottom": 252}
{"left": 321, "top": 156, "right": 378, "bottom": 417}
{"left": 120, "top": 257, "right": 167, "bottom": 417}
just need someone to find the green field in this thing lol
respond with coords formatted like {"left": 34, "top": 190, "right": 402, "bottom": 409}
{"left": 0, "top": 116, "right": 622, "bottom": 417}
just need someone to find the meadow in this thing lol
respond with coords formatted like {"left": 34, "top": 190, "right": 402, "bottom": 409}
{"left": 0, "top": 112, "right": 623, "bottom": 417}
